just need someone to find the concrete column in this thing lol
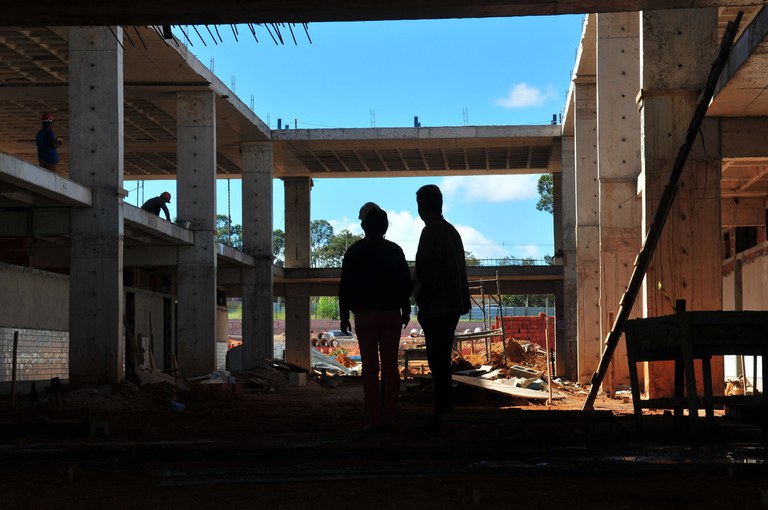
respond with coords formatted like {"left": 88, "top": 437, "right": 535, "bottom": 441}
{"left": 68, "top": 27, "right": 125, "bottom": 386}
{"left": 283, "top": 177, "right": 311, "bottom": 370}
{"left": 176, "top": 91, "right": 217, "bottom": 377}
{"left": 639, "top": 8, "right": 723, "bottom": 397}
{"left": 596, "top": 12, "right": 642, "bottom": 392}
{"left": 574, "top": 80, "right": 601, "bottom": 385}
{"left": 558, "top": 137, "right": 578, "bottom": 380}
{"left": 241, "top": 142, "right": 274, "bottom": 369}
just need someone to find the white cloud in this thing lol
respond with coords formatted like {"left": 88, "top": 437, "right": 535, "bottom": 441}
{"left": 329, "top": 217, "right": 362, "bottom": 236}
{"left": 440, "top": 175, "right": 540, "bottom": 203}
{"left": 330, "top": 210, "right": 424, "bottom": 259}
{"left": 511, "top": 243, "right": 542, "bottom": 259}
{"left": 329, "top": 209, "right": 544, "bottom": 262}
{"left": 381, "top": 209, "right": 424, "bottom": 260}
{"left": 454, "top": 224, "right": 507, "bottom": 259}
{"left": 495, "top": 83, "right": 555, "bottom": 108}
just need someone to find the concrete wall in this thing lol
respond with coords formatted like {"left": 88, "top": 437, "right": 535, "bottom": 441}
{"left": 0, "top": 263, "right": 180, "bottom": 388}
{"left": 723, "top": 242, "right": 768, "bottom": 311}
{"left": 0, "top": 262, "right": 68, "bottom": 331}
{"left": 0, "top": 263, "right": 69, "bottom": 389}
{"left": 129, "top": 288, "right": 169, "bottom": 370}
{"left": 0, "top": 328, "right": 69, "bottom": 389}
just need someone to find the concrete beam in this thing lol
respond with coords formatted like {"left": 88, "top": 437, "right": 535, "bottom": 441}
{"left": 720, "top": 117, "right": 768, "bottom": 158}
{"left": 217, "top": 242, "right": 256, "bottom": 267}
{"left": 124, "top": 246, "right": 179, "bottom": 266}
{"left": 0, "top": 153, "right": 91, "bottom": 207}
{"left": 273, "top": 125, "right": 561, "bottom": 143}
{"left": 124, "top": 204, "right": 195, "bottom": 244}
{"left": 710, "top": 5, "right": 768, "bottom": 117}
{"left": 7, "top": 0, "right": 763, "bottom": 26}
{"left": 721, "top": 196, "right": 766, "bottom": 226}
{"left": 0, "top": 208, "right": 70, "bottom": 237}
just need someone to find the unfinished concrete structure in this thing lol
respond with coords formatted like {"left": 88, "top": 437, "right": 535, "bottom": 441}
{"left": 1, "top": 2, "right": 767, "bottom": 401}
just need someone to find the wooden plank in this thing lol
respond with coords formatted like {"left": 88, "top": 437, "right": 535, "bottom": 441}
{"left": 452, "top": 375, "right": 565, "bottom": 400}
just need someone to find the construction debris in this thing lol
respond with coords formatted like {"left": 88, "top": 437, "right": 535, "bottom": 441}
{"left": 310, "top": 349, "right": 360, "bottom": 376}
{"left": 452, "top": 374, "right": 565, "bottom": 400}
{"left": 448, "top": 338, "right": 571, "bottom": 402}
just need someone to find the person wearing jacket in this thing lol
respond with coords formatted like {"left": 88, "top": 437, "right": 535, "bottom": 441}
{"left": 413, "top": 184, "right": 471, "bottom": 432}
{"left": 339, "top": 204, "right": 413, "bottom": 432}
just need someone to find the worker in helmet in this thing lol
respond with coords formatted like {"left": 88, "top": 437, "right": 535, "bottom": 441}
{"left": 141, "top": 191, "right": 172, "bottom": 221}
{"left": 35, "top": 113, "right": 64, "bottom": 175}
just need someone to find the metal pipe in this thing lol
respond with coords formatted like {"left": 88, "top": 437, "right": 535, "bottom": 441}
{"left": 10, "top": 330, "right": 18, "bottom": 410}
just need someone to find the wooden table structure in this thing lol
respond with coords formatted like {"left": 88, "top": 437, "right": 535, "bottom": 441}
{"left": 623, "top": 311, "right": 768, "bottom": 436}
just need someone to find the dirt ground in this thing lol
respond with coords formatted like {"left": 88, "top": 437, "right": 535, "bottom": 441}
{"left": 1, "top": 352, "right": 767, "bottom": 509}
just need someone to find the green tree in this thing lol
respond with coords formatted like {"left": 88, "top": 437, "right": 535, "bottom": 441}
{"left": 316, "top": 296, "right": 338, "bottom": 319}
{"left": 501, "top": 294, "right": 554, "bottom": 308}
{"left": 311, "top": 219, "right": 334, "bottom": 249}
{"left": 215, "top": 214, "right": 242, "bottom": 249}
{"left": 273, "top": 229, "right": 285, "bottom": 267}
{"left": 465, "top": 251, "right": 481, "bottom": 266}
{"left": 536, "top": 173, "right": 554, "bottom": 214}
{"left": 311, "top": 219, "right": 335, "bottom": 267}
{"left": 315, "top": 229, "right": 362, "bottom": 267}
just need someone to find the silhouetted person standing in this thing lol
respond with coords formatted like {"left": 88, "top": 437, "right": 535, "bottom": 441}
{"left": 414, "top": 184, "right": 470, "bottom": 431}
{"left": 141, "top": 191, "right": 172, "bottom": 221}
{"left": 340, "top": 205, "right": 413, "bottom": 432}
{"left": 35, "top": 113, "right": 63, "bottom": 175}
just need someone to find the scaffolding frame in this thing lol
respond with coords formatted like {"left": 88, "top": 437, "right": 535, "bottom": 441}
{"left": 454, "top": 271, "right": 507, "bottom": 364}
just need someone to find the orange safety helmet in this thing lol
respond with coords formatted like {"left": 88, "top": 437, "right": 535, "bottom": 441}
{"left": 41, "top": 113, "right": 54, "bottom": 123}
{"left": 161, "top": 191, "right": 171, "bottom": 203}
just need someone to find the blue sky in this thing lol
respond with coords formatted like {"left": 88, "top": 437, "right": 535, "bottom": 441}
{"left": 125, "top": 15, "right": 585, "bottom": 260}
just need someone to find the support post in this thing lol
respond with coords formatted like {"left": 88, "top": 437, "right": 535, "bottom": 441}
{"left": 583, "top": 10, "right": 741, "bottom": 410}
{"left": 596, "top": 12, "right": 642, "bottom": 392}
{"left": 574, "top": 77, "right": 601, "bottom": 385}
{"left": 242, "top": 142, "right": 274, "bottom": 369}
{"left": 176, "top": 91, "right": 217, "bottom": 377}
{"left": 283, "top": 177, "right": 312, "bottom": 370}
{"left": 559, "top": 135, "right": 578, "bottom": 380}
{"left": 68, "top": 26, "right": 125, "bottom": 386}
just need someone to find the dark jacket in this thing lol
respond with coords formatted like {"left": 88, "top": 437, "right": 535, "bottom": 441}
{"left": 35, "top": 126, "right": 59, "bottom": 164}
{"left": 339, "top": 237, "right": 413, "bottom": 322}
{"left": 414, "top": 216, "right": 471, "bottom": 318}
{"left": 141, "top": 196, "right": 170, "bottom": 220}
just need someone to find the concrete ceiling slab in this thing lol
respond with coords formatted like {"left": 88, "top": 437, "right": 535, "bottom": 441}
{"left": 4, "top": 1, "right": 768, "bottom": 26}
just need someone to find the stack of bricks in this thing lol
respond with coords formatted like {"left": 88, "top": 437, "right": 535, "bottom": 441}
{"left": 495, "top": 313, "right": 555, "bottom": 351}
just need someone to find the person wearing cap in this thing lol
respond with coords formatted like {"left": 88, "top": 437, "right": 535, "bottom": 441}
{"left": 141, "top": 191, "right": 172, "bottom": 221}
{"left": 339, "top": 206, "right": 413, "bottom": 433}
{"left": 358, "top": 201, "right": 380, "bottom": 222}
{"left": 35, "top": 113, "right": 63, "bottom": 175}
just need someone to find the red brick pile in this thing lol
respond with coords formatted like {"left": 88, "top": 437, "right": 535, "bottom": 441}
{"left": 495, "top": 313, "right": 555, "bottom": 351}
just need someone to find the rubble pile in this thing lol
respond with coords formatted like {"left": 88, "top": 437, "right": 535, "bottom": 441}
{"left": 63, "top": 381, "right": 178, "bottom": 411}
{"left": 335, "top": 352, "right": 357, "bottom": 368}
